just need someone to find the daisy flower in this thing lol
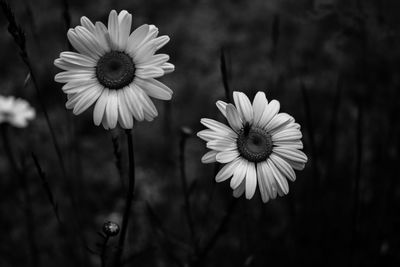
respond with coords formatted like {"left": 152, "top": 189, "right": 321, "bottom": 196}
{"left": 197, "top": 91, "right": 307, "bottom": 203}
{"left": 54, "top": 10, "right": 174, "bottom": 129}
{"left": 0, "top": 95, "right": 36, "bottom": 128}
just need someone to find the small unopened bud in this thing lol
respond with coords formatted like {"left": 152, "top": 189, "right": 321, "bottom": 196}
{"left": 102, "top": 221, "right": 120, "bottom": 237}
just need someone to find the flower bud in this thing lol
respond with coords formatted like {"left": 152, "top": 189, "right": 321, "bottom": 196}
{"left": 102, "top": 221, "right": 120, "bottom": 237}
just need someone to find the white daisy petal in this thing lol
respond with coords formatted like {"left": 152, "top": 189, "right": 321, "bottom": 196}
{"left": 117, "top": 90, "right": 133, "bottom": 129}
{"left": 233, "top": 91, "right": 254, "bottom": 123}
{"left": 226, "top": 104, "right": 243, "bottom": 132}
{"left": 215, "top": 157, "right": 241, "bottom": 182}
{"left": 135, "top": 66, "right": 164, "bottom": 79}
{"left": 136, "top": 86, "right": 158, "bottom": 118}
{"left": 272, "top": 147, "right": 308, "bottom": 164}
{"left": 233, "top": 180, "right": 246, "bottom": 198}
{"left": 54, "top": 59, "right": 94, "bottom": 71}
{"left": 197, "top": 129, "right": 236, "bottom": 142}
{"left": 107, "top": 10, "right": 119, "bottom": 50}
{"left": 133, "top": 40, "right": 158, "bottom": 64}
{"left": 73, "top": 84, "right": 103, "bottom": 115}
{"left": 93, "top": 88, "right": 109, "bottom": 126}
{"left": 283, "top": 158, "right": 306, "bottom": 171}
{"left": 245, "top": 162, "right": 257, "bottom": 199}
{"left": 140, "top": 24, "right": 159, "bottom": 45}
{"left": 259, "top": 99, "right": 280, "bottom": 127}
{"left": 94, "top": 22, "right": 111, "bottom": 52}
{"left": 265, "top": 113, "right": 293, "bottom": 132}
{"left": 105, "top": 90, "right": 118, "bottom": 129}
{"left": 216, "top": 100, "right": 228, "bottom": 117}
{"left": 59, "top": 52, "right": 97, "bottom": 67}
{"left": 136, "top": 54, "right": 169, "bottom": 68}
{"left": 274, "top": 140, "right": 303, "bottom": 150}
{"left": 126, "top": 24, "right": 150, "bottom": 56}
{"left": 201, "top": 150, "right": 218, "bottom": 164}
{"left": 65, "top": 93, "right": 82, "bottom": 109}
{"left": 75, "top": 26, "right": 105, "bottom": 56}
{"left": 263, "top": 162, "right": 278, "bottom": 199}
{"left": 161, "top": 63, "right": 175, "bottom": 74}
{"left": 134, "top": 77, "right": 173, "bottom": 100}
{"left": 125, "top": 84, "right": 145, "bottom": 121}
{"left": 55, "top": 70, "right": 95, "bottom": 84}
{"left": 216, "top": 150, "right": 239, "bottom": 164}
{"left": 80, "top": 16, "right": 95, "bottom": 32}
{"left": 272, "top": 128, "right": 303, "bottom": 142}
{"left": 252, "top": 91, "right": 268, "bottom": 127}
{"left": 270, "top": 154, "right": 296, "bottom": 182}
{"left": 117, "top": 10, "right": 132, "bottom": 50}
{"left": 200, "top": 118, "right": 237, "bottom": 138}
{"left": 67, "top": 29, "right": 99, "bottom": 59}
{"left": 62, "top": 80, "right": 98, "bottom": 94}
{"left": 207, "top": 139, "right": 237, "bottom": 152}
{"left": 256, "top": 162, "right": 269, "bottom": 203}
{"left": 230, "top": 159, "right": 247, "bottom": 189}
{"left": 268, "top": 159, "right": 289, "bottom": 195}
{"left": 154, "top": 35, "right": 170, "bottom": 50}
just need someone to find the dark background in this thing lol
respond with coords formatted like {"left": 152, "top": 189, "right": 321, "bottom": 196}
{"left": 1, "top": 0, "right": 399, "bottom": 266}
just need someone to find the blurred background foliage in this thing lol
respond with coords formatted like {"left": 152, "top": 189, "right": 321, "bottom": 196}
{"left": 1, "top": 0, "right": 400, "bottom": 266}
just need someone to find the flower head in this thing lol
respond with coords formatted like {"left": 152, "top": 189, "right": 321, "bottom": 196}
{"left": 54, "top": 10, "right": 174, "bottom": 129}
{"left": 0, "top": 95, "right": 35, "bottom": 128}
{"left": 197, "top": 91, "right": 307, "bottom": 203}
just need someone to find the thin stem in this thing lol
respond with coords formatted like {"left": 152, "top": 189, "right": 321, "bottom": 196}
{"left": 111, "top": 132, "right": 125, "bottom": 187}
{"left": 31, "top": 152, "right": 62, "bottom": 225}
{"left": 220, "top": 47, "right": 231, "bottom": 102}
{"left": 1, "top": 125, "right": 39, "bottom": 267}
{"left": 114, "top": 129, "right": 136, "bottom": 267}
{"left": 179, "top": 132, "right": 197, "bottom": 253}
{"left": 101, "top": 236, "right": 110, "bottom": 267}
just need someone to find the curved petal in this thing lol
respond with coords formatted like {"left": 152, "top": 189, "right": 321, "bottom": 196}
{"left": 73, "top": 84, "right": 103, "bottom": 115}
{"left": 117, "top": 10, "right": 132, "bottom": 50}
{"left": 124, "top": 84, "right": 144, "bottom": 121}
{"left": 105, "top": 89, "right": 118, "bottom": 129}
{"left": 134, "top": 77, "right": 172, "bottom": 100}
{"left": 200, "top": 118, "right": 237, "bottom": 138}
{"left": 107, "top": 10, "right": 119, "bottom": 50}
{"left": 216, "top": 150, "right": 239, "bottom": 164}
{"left": 230, "top": 159, "right": 247, "bottom": 189}
{"left": 117, "top": 89, "right": 133, "bottom": 129}
{"left": 226, "top": 104, "right": 243, "bottom": 133}
{"left": 252, "top": 91, "right": 268, "bottom": 127}
{"left": 245, "top": 162, "right": 257, "bottom": 199}
{"left": 126, "top": 24, "right": 149, "bottom": 56}
{"left": 270, "top": 154, "right": 296, "bottom": 182}
{"left": 215, "top": 157, "right": 241, "bottom": 182}
{"left": 216, "top": 100, "right": 228, "bottom": 117}
{"left": 233, "top": 91, "right": 253, "bottom": 123}
{"left": 93, "top": 88, "right": 109, "bottom": 126}
{"left": 268, "top": 158, "right": 289, "bottom": 195}
{"left": 259, "top": 99, "right": 280, "bottom": 128}
{"left": 201, "top": 150, "right": 218, "bottom": 164}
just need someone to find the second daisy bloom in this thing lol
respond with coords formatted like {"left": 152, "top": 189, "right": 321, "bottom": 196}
{"left": 54, "top": 10, "right": 174, "bottom": 129}
{"left": 198, "top": 91, "right": 307, "bottom": 203}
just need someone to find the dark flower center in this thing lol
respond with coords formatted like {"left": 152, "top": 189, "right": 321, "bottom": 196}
{"left": 237, "top": 124, "right": 273, "bottom": 163}
{"left": 96, "top": 51, "right": 135, "bottom": 89}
